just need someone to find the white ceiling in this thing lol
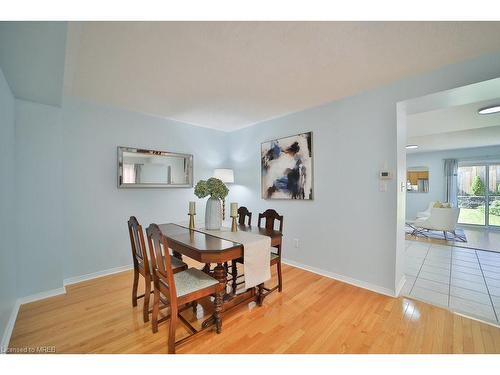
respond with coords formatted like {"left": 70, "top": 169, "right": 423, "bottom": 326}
{"left": 0, "top": 22, "right": 67, "bottom": 106}
{"left": 406, "top": 78, "right": 500, "bottom": 153}
{"left": 407, "top": 98, "right": 500, "bottom": 138}
{"left": 408, "top": 125, "right": 500, "bottom": 153}
{"left": 65, "top": 21, "right": 500, "bottom": 131}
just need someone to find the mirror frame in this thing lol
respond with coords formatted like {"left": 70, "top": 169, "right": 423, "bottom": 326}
{"left": 117, "top": 146, "right": 194, "bottom": 188}
{"left": 406, "top": 166, "right": 429, "bottom": 193}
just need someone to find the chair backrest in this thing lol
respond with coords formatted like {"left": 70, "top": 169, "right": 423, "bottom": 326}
{"left": 128, "top": 216, "right": 150, "bottom": 275}
{"left": 258, "top": 209, "right": 283, "bottom": 233}
{"left": 424, "top": 201, "right": 436, "bottom": 213}
{"left": 146, "top": 224, "right": 177, "bottom": 305}
{"left": 426, "top": 207, "right": 460, "bottom": 231}
{"left": 237, "top": 206, "right": 252, "bottom": 226}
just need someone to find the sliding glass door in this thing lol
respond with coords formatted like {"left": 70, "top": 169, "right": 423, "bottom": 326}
{"left": 457, "top": 163, "right": 500, "bottom": 227}
{"left": 457, "top": 165, "right": 486, "bottom": 225}
{"left": 488, "top": 165, "right": 500, "bottom": 227}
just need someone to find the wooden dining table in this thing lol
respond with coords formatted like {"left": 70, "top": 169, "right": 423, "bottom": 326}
{"left": 158, "top": 223, "right": 282, "bottom": 333}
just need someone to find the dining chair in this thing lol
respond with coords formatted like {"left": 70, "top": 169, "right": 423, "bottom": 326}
{"left": 233, "top": 208, "right": 284, "bottom": 303}
{"left": 146, "top": 224, "right": 224, "bottom": 354}
{"left": 128, "top": 216, "right": 187, "bottom": 323}
{"left": 237, "top": 206, "right": 252, "bottom": 226}
{"left": 256, "top": 209, "right": 283, "bottom": 304}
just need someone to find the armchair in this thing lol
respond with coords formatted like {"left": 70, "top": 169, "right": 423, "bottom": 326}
{"left": 411, "top": 207, "right": 462, "bottom": 241}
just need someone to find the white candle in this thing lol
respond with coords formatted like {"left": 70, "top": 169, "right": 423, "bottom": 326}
{"left": 230, "top": 202, "right": 238, "bottom": 217}
{"left": 189, "top": 201, "right": 196, "bottom": 215}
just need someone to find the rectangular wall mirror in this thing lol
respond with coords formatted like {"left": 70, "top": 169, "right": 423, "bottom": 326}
{"left": 118, "top": 146, "right": 193, "bottom": 188}
{"left": 406, "top": 166, "right": 429, "bottom": 193}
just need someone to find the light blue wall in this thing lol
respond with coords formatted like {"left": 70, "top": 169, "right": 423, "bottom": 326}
{"left": 61, "top": 98, "right": 229, "bottom": 279}
{"left": 228, "top": 52, "right": 500, "bottom": 293}
{"left": 12, "top": 96, "right": 230, "bottom": 291}
{"left": 406, "top": 145, "right": 500, "bottom": 219}
{"left": 15, "top": 99, "right": 64, "bottom": 296}
{"left": 0, "top": 67, "right": 17, "bottom": 346}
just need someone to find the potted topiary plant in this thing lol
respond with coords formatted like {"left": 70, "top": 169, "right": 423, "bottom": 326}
{"left": 194, "top": 177, "right": 229, "bottom": 230}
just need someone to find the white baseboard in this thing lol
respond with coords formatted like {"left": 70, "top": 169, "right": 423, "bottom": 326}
{"left": 1, "top": 300, "right": 21, "bottom": 354}
{"left": 63, "top": 264, "right": 133, "bottom": 287}
{"left": 395, "top": 275, "right": 407, "bottom": 297}
{"left": 18, "top": 287, "right": 67, "bottom": 305}
{"left": 452, "top": 311, "right": 500, "bottom": 328}
{"left": 282, "top": 258, "right": 398, "bottom": 297}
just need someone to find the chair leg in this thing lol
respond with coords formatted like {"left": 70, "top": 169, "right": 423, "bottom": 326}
{"left": 132, "top": 268, "right": 139, "bottom": 307}
{"left": 202, "top": 263, "right": 211, "bottom": 274}
{"left": 168, "top": 306, "right": 178, "bottom": 354}
{"left": 231, "top": 261, "right": 238, "bottom": 294}
{"left": 277, "top": 261, "right": 283, "bottom": 292}
{"left": 443, "top": 231, "right": 448, "bottom": 240}
{"left": 151, "top": 287, "right": 160, "bottom": 333}
{"left": 143, "top": 277, "right": 151, "bottom": 323}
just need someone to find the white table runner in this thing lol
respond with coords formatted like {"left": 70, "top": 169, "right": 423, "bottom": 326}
{"left": 176, "top": 223, "right": 271, "bottom": 289}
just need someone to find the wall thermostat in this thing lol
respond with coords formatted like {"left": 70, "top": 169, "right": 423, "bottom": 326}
{"left": 379, "top": 171, "right": 393, "bottom": 180}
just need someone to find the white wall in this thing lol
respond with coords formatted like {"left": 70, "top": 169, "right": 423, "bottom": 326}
{"left": 0, "top": 67, "right": 17, "bottom": 346}
{"left": 228, "top": 52, "right": 500, "bottom": 294}
{"left": 406, "top": 145, "right": 500, "bottom": 219}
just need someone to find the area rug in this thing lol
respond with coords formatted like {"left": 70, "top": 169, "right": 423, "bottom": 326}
{"left": 405, "top": 224, "right": 467, "bottom": 242}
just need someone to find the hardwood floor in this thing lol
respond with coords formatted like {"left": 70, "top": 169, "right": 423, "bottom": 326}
{"left": 9, "top": 263, "right": 500, "bottom": 353}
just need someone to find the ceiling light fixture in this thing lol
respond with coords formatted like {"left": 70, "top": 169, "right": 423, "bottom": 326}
{"left": 405, "top": 144, "right": 419, "bottom": 150}
{"left": 478, "top": 105, "right": 500, "bottom": 115}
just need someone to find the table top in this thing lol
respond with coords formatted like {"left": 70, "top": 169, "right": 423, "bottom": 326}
{"left": 158, "top": 223, "right": 282, "bottom": 254}
{"left": 158, "top": 223, "right": 282, "bottom": 263}
{"left": 158, "top": 223, "right": 241, "bottom": 253}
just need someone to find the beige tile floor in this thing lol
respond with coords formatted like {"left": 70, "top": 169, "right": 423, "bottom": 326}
{"left": 403, "top": 240, "right": 500, "bottom": 325}
{"left": 459, "top": 227, "right": 500, "bottom": 253}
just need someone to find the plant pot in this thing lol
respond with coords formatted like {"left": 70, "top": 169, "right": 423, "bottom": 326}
{"left": 205, "top": 197, "right": 222, "bottom": 230}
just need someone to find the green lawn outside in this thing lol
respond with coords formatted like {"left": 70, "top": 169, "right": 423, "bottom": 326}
{"left": 459, "top": 208, "right": 500, "bottom": 226}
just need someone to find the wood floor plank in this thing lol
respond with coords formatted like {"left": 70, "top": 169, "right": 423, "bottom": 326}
{"left": 8, "top": 264, "right": 500, "bottom": 354}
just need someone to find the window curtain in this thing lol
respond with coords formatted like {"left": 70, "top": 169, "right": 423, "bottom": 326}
{"left": 123, "top": 164, "right": 136, "bottom": 183}
{"left": 444, "top": 159, "right": 458, "bottom": 207}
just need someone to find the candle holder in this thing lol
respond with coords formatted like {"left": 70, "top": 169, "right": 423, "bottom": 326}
{"left": 188, "top": 213, "right": 195, "bottom": 230}
{"left": 231, "top": 215, "right": 238, "bottom": 232}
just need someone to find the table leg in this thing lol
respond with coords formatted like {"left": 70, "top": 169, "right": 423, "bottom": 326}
{"left": 231, "top": 261, "right": 240, "bottom": 295}
{"left": 212, "top": 263, "right": 226, "bottom": 333}
{"left": 257, "top": 283, "right": 264, "bottom": 306}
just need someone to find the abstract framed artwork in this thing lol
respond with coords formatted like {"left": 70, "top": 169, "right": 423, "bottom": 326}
{"left": 261, "top": 132, "right": 313, "bottom": 200}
